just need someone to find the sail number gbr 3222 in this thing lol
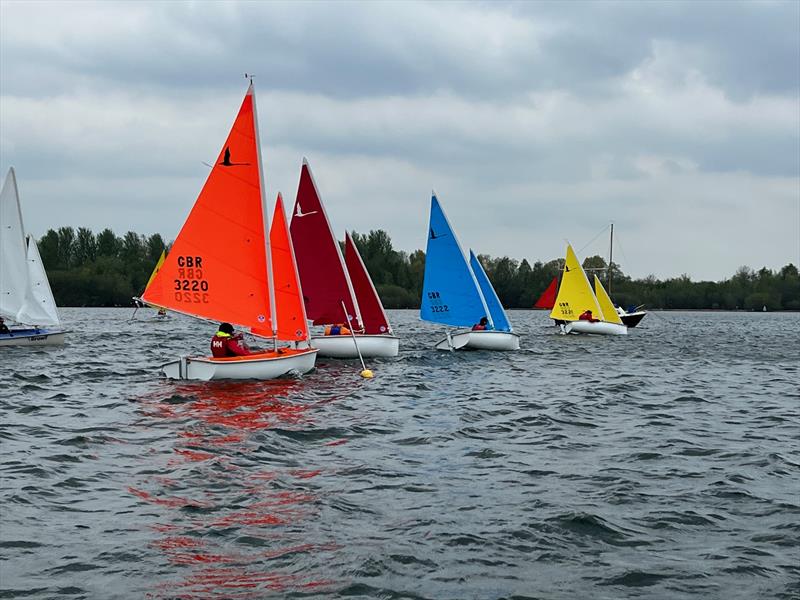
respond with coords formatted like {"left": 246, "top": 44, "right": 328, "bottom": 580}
{"left": 174, "top": 256, "right": 209, "bottom": 303}
{"left": 427, "top": 291, "right": 449, "bottom": 313}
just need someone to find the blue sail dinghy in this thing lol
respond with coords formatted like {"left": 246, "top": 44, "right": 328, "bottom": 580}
{"left": 420, "top": 194, "right": 520, "bottom": 351}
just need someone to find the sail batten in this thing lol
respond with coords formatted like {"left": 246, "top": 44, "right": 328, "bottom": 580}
{"left": 420, "top": 195, "right": 490, "bottom": 328}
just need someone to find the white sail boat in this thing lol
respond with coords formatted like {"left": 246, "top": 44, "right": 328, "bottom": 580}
{"left": 289, "top": 159, "right": 399, "bottom": 358}
{"left": 0, "top": 168, "right": 67, "bottom": 346}
{"left": 138, "top": 82, "right": 318, "bottom": 380}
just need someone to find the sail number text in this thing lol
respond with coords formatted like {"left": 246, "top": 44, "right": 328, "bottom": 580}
{"left": 427, "top": 291, "right": 449, "bottom": 313}
{"left": 174, "top": 255, "right": 209, "bottom": 303}
{"left": 557, "top": 301, "right": 575, "bottom": 317}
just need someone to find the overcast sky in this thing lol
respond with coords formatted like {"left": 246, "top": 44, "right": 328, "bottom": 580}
{"left": 1, "top": 0, "right": 798, "bottom": 281}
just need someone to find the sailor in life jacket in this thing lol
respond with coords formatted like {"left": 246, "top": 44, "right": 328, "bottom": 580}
{"left": 211, "top": 322, "right": 252, "bottom": 357}
{"left": 471, "top": 316, "right": 489, "bottom": 331}
{"left": 578, "top": 309, "right": 599, "bottom": 323}
{"left": 324, "top": 323, "right": 351, "bottom": 336}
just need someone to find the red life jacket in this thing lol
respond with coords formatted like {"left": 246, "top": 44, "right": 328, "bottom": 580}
{"left": 210, "top": 333, "right": 251, "bottom": 357}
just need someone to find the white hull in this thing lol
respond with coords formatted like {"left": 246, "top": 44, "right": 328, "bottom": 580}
{"left": 434, "top": 330, "right": 520, "bottom": 351}
{"left": 563, "top": 321, "right": 628, "bottom": 336}
{"left": 161, "top": 349, "right": 318, "bottom": 381}
{"left": 0, "top": 329, "right": 67, "bottom": 346}
{"left": 310, "top": 334, "right": 399, "bottom": 358}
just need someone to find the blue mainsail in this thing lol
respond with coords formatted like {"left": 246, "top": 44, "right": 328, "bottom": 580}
{"left": 420, "top": 195, "right": 490, "bottom": 327}
{"left": 469, "top": 250, "right": 512, "bottom": 332}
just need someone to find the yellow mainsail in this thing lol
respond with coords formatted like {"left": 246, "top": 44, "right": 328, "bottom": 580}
{"left": 549, "top": 244, "right": 603, "bottom": 321}
{"left": 594, "top": 275, "right": 623, "bottom": 325}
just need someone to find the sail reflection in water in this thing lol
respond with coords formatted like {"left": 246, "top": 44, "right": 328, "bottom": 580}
{"left": 132, "top": 380, "right": 340, "bottom": 598}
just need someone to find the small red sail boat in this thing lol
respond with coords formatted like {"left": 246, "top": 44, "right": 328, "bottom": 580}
{"left": 139, "top": 82, "right": 318, "bottom": 380}
{"left": 289, "top": 159, "right": 399, "bottom": 358}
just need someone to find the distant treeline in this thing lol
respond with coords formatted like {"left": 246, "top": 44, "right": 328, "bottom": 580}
{"left": 38, "top": 226, "right": 800, "bottom": 311}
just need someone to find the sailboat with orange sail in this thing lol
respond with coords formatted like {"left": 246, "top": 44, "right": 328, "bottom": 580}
{"left": 138, "top": 82, "right": 318, "bottom": 380}
{"left": 289, "top": 159, "right": 399, "bottom": 358}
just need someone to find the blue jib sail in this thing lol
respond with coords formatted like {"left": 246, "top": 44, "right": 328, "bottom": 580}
{"left": 469, "top": 250, "right": 512, "bottom": 332}
{"left": 420, "top": 195, "right": 489, "bottom": 328}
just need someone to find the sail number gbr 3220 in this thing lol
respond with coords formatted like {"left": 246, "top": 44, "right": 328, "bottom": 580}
{"left": 174, "top": 256, "right": 209, "bottom": 303}
{"left": 427, "top": 291, "right": 449, "bottom": 313}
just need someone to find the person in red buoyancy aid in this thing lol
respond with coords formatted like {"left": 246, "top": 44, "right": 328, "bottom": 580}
{"left": 472, "top": 316, "right": 489, "bottom": 331}
{"left": 210, "top": 322, "right": 252, "bottom": 357}
{"left": 578, "top": 310, "right": 599, "bottom": 323}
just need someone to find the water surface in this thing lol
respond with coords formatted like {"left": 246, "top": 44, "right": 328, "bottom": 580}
{"left": 1, "top": 309, "right": 798, "bottom": 599}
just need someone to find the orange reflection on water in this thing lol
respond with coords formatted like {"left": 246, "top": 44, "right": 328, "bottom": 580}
{"left": 135, "top": 376, "right": 341, "bottom": 598}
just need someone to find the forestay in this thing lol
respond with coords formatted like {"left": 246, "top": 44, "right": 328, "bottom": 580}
{"left": 420, "top": 195, "right": 489, "bottom": 328}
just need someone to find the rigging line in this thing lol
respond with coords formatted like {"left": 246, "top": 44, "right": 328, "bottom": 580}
{"left": 576, "top": 223, "right": 611, "bottom": 257}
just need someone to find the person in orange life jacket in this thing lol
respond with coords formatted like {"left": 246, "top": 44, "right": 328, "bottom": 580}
{"left": 324, "top": 323, "right": 351, "bottom": 336}
{"left": 579, "top": 309, "right": 599, "bottom": 322}
{"left": 211, "top": 322, "right": 252, "bottom": 357}
{"left": 472, "top": 316, "right": 489, "bottom": 331}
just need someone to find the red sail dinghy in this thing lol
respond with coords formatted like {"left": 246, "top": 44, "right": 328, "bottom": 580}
{"left": 289, "top": 160, "right": 399, "bottom": 358}
{"left": 139, "top": 82, "right": 317, "bottom": 380}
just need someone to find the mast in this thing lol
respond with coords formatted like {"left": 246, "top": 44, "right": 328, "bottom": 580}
{"left": 250, "top": 77, "right": 278, "bottom": 349}
{"left": 608, "top": 222, "right": 614, "bottom": 295}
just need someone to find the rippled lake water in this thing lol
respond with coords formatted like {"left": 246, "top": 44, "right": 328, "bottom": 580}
{"left": 1, "top": 308, "right": 799, "bottom": 600}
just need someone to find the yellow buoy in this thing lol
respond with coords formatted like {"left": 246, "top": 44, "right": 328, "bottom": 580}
{"left": 360, "top": 369, "right": 374, "bottom": 379}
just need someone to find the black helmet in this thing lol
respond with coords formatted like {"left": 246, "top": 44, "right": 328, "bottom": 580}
{"left": 218, "top": 322, "right": 234, "bottom": 334}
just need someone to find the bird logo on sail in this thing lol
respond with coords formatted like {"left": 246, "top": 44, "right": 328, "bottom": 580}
{"left": 219, "top": 147, "right": 250, "bottom": 167}
{"left": 430, "top": 227, "right": 446, "bottom": 240}
{"left": 295, "top": 203, "right": 318, "bottom": 218}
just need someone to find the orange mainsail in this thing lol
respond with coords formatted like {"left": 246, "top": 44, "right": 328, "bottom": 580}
{"left": 141, "top": 84, "right": 272, "bottom": 333}
{"left": 266, "top": 193, "right": 309, "bottom": 342}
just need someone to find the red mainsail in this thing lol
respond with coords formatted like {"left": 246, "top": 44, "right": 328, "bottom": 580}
{"left": 289, "top": 159, "right": 361, "bottom": 329}
{"left": 344, "top": 232, "right": 392, "bottom": 335}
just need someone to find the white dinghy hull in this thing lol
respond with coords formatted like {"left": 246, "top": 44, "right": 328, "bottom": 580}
{"left": 161, "top": 349, "right": 318, "bottom": 381}
{"left": 564, "top": 321, "right": 628, "bottom": 336}
{"left": 310, "top": 334, "right": 399, "bottom": 358}
{"left": 435, "top": 330, "right": 520, "bottom": 351}
{"left": 0, "top": 329, "right": 67, "bottom": 347}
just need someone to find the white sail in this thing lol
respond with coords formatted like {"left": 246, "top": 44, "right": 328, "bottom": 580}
{"left": 0, "top": 167, "right": 61, "bottom": 328}
{"left": 21, "top": 235, "right": 61, "bottom": 326}
{"left": 0, "top": 168, "right": 29, "bottom": 322}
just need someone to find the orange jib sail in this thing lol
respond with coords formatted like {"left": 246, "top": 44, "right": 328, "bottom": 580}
{"left": 141, "top": 84, "right": 272, "bottom": 333}
{"left": 267, "top": 193, "right": 309, "bottom": 342}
